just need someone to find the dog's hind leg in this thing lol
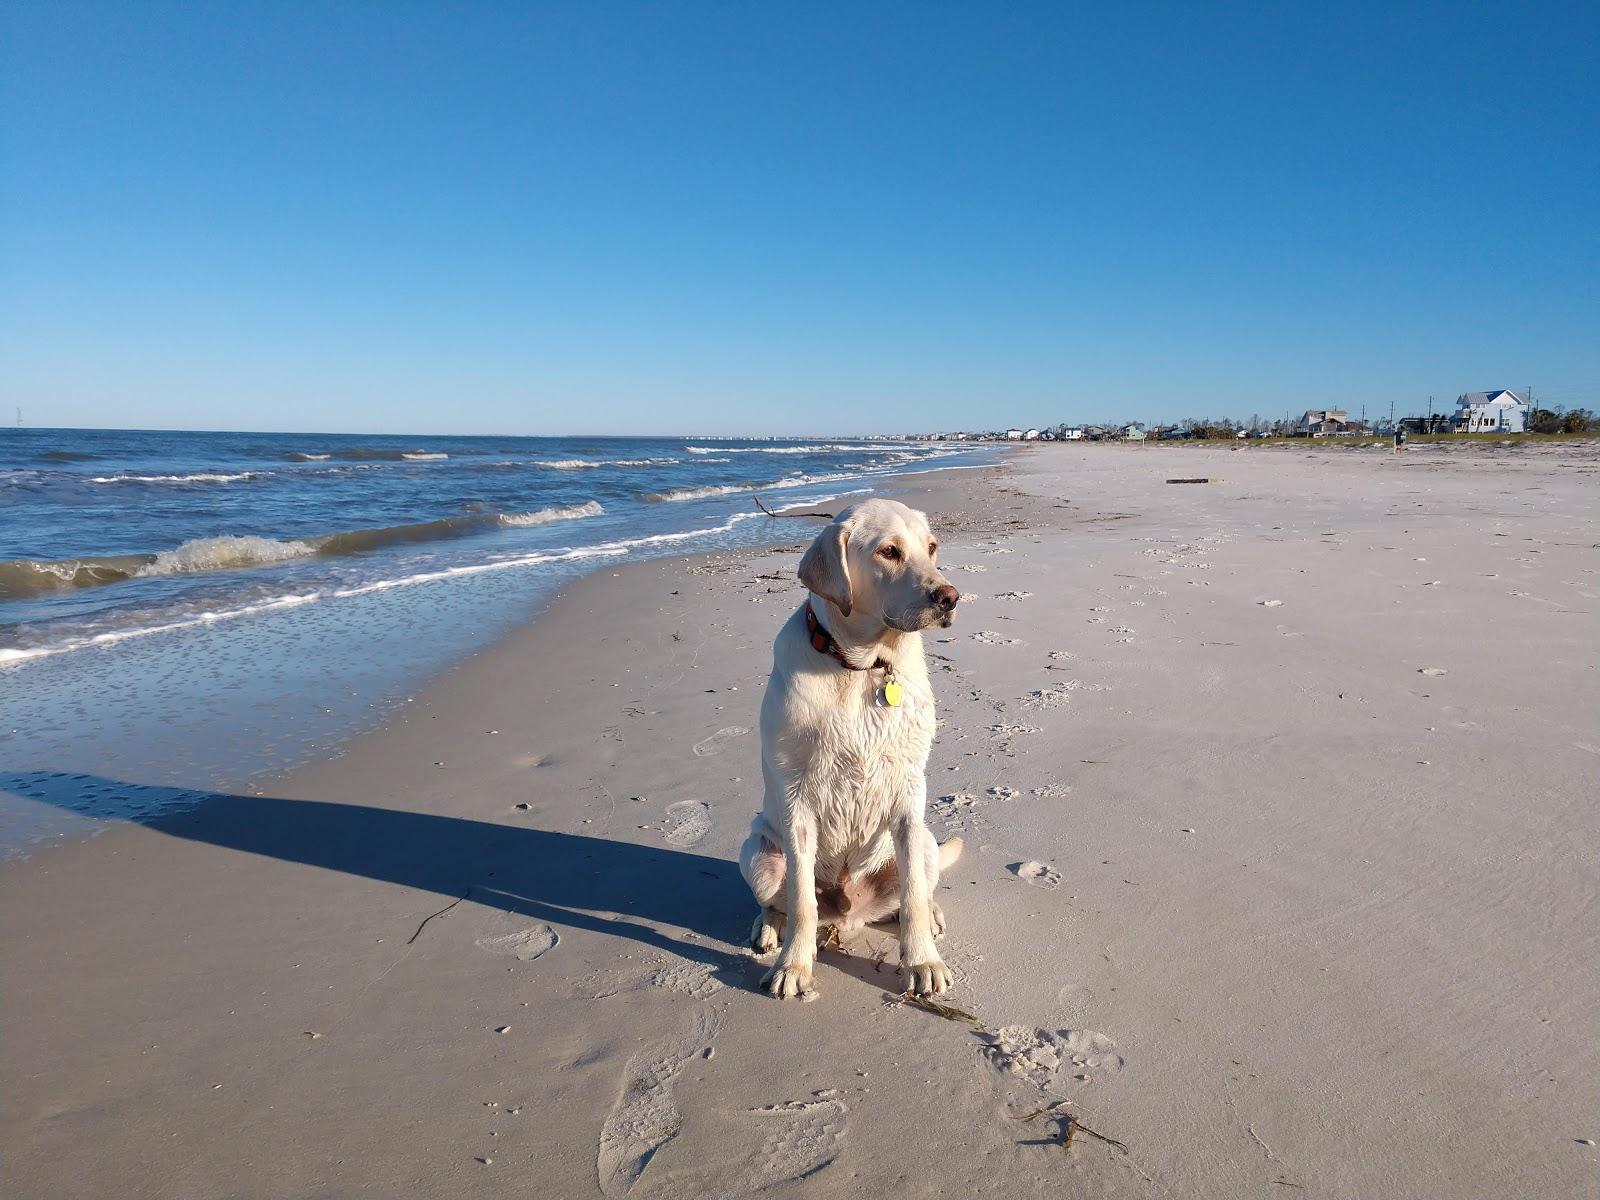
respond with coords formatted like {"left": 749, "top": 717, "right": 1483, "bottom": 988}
{"left": 929, "top": 835, "right": 962, "bottom": 936}
{"left": 739, "top": 818, "right": 787, "bottom": 954}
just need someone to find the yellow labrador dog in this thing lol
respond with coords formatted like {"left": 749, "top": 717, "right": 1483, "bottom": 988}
{"left": 739, "top": 498, "right": 962, "bottom": 999}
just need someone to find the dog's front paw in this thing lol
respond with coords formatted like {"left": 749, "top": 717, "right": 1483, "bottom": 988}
{"left": 901, "top": 957, "right": 952, "bottom": 996}
{"left": 762, "top": 959, "right": 818, "bottom": 1000}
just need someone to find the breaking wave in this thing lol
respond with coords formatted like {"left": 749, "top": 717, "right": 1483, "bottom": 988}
{"left": 683, "top": 443, "right": 881, "bottom": 455}
{"left": 279, "top": 448, "right": 450, "bottom": 461}
{"left": 500, "top": 500, "right": 606, "bottom": 525}
{"left": 0, "top": 501, "right": 605, "bottom": 598}
{"left": 90, "top": 471, "right": 267, "bottom": 485}
{"left": 644, "top": 470, "right": 861, "bottom": 502}
{"left": 535, "top": 457, "right": 680, "bottom": 469}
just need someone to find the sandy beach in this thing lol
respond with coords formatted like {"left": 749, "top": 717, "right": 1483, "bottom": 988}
{"left": 2, "top": 442, "right": 1596, "bottom": 1199}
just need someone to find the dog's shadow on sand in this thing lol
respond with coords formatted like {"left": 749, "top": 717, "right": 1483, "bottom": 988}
{"left": 2, "top": 771, "right": 757, "bottom": 983}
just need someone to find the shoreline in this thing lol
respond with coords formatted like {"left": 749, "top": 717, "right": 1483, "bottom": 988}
{"left": 2, "top": 443, "right": 1595, "bottom": 1198}
{"left": 0, "top": 455, "right": 1004, "bottom": 860}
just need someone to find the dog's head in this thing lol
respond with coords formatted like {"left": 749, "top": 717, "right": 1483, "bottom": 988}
{"left": 798, "top": 498, "right": 959, "bottom": 631}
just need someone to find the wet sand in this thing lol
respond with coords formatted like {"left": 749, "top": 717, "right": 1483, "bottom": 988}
{"left": 2, "top": 443, "right": 1596, "bottom": 1198}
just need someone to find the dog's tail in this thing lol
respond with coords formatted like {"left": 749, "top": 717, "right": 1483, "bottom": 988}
{"left": 938, "top": 836, "right": 963, "bottom": 869}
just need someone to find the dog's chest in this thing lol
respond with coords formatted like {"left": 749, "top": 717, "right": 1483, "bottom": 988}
{"left": 797, "top": 676, "right": 936, "bottom": 833}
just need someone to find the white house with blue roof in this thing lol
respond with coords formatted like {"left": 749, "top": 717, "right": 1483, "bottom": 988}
{"left": 1454, "top": 390, "right": 1528, "bottom": 433}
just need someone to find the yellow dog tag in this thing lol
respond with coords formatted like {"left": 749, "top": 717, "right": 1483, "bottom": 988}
{"left": 881, "top": 679, "right": 902, "bottom": 707}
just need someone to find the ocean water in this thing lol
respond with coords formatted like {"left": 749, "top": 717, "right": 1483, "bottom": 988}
{"left": 0, "top": 428, "right": 988, "bottom": 856}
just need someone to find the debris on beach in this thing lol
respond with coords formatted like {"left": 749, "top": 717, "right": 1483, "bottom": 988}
{"left": 1166, "top": 477, "right": 1211, "bottom": 484}
{"left": 1014, "top": 1101, "right": 1129, "bottom": 1156}
{"left": 893, "top": 991, "right": 980, "bottom": 1024}
{"left": 1419, "top": 666, "right": 1448, "bottom": 676}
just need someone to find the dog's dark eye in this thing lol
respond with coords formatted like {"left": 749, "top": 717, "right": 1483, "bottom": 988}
{"left": 878, "top": 544, "right": 902, "bottom": 561}
{"left": 929, "top": 543, "right": 938, "bottom": 557}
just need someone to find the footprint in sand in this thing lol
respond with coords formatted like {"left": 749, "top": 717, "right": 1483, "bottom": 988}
{"left": 971, "top": 630, "right": 1021, "bottom": 646}
{"left": 986, "top": 785, "right": 1020, "bottom": 802}
{"left": 995, "top": 590, "right": 1032, "bottom": 600}
{"left": 596, "top": 1007, "right": 723, "bottom": 1196}
{"left": 1009, "top": 861, "right": 1062, "bottom": 889}
{"left": 988, "top": 722, "right": 1040, "bottom": 751}
{"left": 982, "top": 1026, "right": 1124, "bottom": 1090}
{"left": 1021, "top": 682, "right": 1096, "bottom": 709}
{"left": 932, "top": 792, "right": 983, "bottom": 835}
{"left": 692, "top": 726, "right": 749, "bottom": 757}
{"left": 662, "top": 800, "right": 712, "bottom": 847}
{"left": 649, "top": 959, "right": 724, "bottom": 999}
{"left": 474, "top": 925, "right": 559, "bottom": 962}
{"left": 730, "top": 1093, "right": 849, "bottom": 1191}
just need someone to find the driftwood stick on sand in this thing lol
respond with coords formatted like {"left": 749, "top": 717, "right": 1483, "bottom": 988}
{"left": 754, "top": 494, "right": 835, "bottom": 520}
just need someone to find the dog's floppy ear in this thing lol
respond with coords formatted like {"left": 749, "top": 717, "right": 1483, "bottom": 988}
{"left": 798, "top": 518, "right": 853, "bottom": 616}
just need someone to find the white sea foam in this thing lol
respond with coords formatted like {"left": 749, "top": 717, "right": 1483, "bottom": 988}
{"left": 499, "top": 500, "right": 605, "bottom": 526}
{"left": 683, "top": 443, "right": 882, "bottom": 455}
{"left": 400, "top": 452, "right": 448, "bottom": 460}
{"left": 535, "top": 457, "right": 679, "bottom": 470}
{"left": 646, "top": 470, "right": 864, "bottom": 502}
{"left": 90, "top": 471, "right": 265, "bottom": 484}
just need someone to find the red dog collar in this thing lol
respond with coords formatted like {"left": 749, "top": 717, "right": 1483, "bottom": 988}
{"left": 805, "top": 601, "right": 889, "bottom": 673}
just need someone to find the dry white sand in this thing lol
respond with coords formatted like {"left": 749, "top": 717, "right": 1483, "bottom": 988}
{"left": 2, "top": 443, "right": 1596, "bottom": 1198}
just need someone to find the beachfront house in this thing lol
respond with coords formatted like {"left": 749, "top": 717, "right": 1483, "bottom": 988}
{"left": 1297, "top": 409, "right": 1353, "bottom": 435}
{"left": 1004, "top": 428, "right": 1024, "bottom": 440}
{"left": 1124, "top": 424, "right": 1147, "bottom": 441}
{"left": 1453, "top": 390, "right": 1528, "bottom": 433}
{"left": 1023, "top": 428, "right": 1041, "bottom": 440}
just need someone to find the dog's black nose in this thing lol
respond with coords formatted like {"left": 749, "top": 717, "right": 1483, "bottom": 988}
{"left": 931, "top": 583, "right": 959, "bottom": 611}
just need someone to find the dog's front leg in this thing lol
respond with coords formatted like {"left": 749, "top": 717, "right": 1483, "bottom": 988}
{"left": 762, "top": 811, "right": 819, "bottom": 999}
{"left": 893, "top": 806, "right": 952, "bottom": 996}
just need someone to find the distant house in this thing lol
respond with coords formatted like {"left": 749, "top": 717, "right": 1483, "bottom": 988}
{"left": 1023, "top": 428, "right": 1041, "bottom": 440}
{"left": 1298, "top": 409, "right": 1353, "bottom": 435}
{"left": 1004, "top": 428, "right": 1025, "bottom": 440}
{"left": 1454, "top": 390, "right": 1528, "bottom": 433}
{"left": 1124, "top": 424, "right": 1147, "bottom": 441}
{"left": 1061, "top": 427, "right": 1085, "bottom": 440}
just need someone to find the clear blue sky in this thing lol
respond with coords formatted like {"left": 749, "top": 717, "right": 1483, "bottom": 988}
{"left": 3, "top": 3, "right": 1595, "bottom": 435}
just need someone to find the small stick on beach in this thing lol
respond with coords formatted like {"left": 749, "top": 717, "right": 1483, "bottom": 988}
{"left": 895, "top": 991, "right": 980, "bottom": 1024}
{"left": 754, "top": 495, "right": 834, "bottom": 520}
